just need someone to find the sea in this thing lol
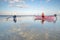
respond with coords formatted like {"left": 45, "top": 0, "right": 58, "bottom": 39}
{"left": 0, "top": 16, "right": 60, "bottom": 40}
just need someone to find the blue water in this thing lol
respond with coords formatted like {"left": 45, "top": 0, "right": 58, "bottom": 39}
{"left": 0, "top": 16, "right": 60, "bottom": 40}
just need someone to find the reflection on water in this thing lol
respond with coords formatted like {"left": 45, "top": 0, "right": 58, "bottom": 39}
{"left": 0, "top": 17, "right": 60, "bottom": 40}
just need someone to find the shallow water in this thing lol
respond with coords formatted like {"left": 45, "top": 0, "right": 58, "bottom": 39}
{"left": 0, "top": 16, "right": 60, "bottom": 40}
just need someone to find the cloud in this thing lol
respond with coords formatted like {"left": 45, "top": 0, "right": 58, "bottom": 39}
{"left": 57, "top": 11, "right": 60, "bottom": 15}
{"left": 4, "top": 0, "right": 30, "bottom": 8}
{"left": 9, "top": 4, "right": 30, "bottom": 8}
{"left": 13, "top": 0, "right": 20, "bottom": 2}
{"left": 31, "top": 0, "right": 34, "bottom": 2}
{"left": 46, "top": 0, "right": 51, "bottom": 2}
{"left": 0, "top": 11, "right": 12, "bottom": 15}
{"left": 7, "top": 0, "right": 25, "bottom": 4}
{"left": 15, "top": 4, "right": 30, "bottom": 8}
{"left": 58, "top": 11, "right": 60, "bottom": 13}
{"left": 4, "top": 0, "right": 7, "bottom": 2}
{"left": 4, "top": 0, "right": 22, "bottom": 2}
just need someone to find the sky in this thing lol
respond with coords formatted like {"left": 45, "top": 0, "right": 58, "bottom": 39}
{"left": 0, "top": 0, "right": 60, "bottom": 15}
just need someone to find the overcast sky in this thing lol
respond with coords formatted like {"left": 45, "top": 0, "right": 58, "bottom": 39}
{"left": 0, "top": 0, "right": 60, "bottom": 15}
